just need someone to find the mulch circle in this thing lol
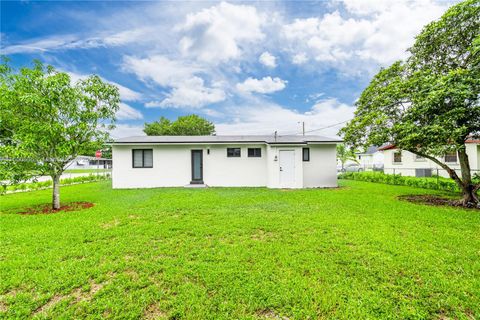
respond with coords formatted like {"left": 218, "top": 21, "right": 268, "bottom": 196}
{"left": 398, "top": 194, "right": 480, "bottom": 210}
{"left": 18, "top": 201, "right": 94, "bottom": 215}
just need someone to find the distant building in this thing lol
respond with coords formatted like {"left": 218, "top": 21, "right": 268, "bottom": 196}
{"left": 379, "top": 139, "right": 480, "bottom": 178}
{"left": 65, "top": 156, "right": 112, "bottom": 170}
{"left": 355, "top": 146, "right": 384, "bottom": 170}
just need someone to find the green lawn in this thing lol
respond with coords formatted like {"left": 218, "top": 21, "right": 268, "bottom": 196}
{"left": 1, "top": 181, "right": 479, "bottom": 319}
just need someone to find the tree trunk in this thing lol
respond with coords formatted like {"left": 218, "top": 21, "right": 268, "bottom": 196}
{"left": 52, "top": 174, "right": 61, "bottom": 210}
{"left": 410, "top": 149, "right": 478, "bottom": 207}
{"left": 458, "top": 149, "right": 478, "bottom": 206}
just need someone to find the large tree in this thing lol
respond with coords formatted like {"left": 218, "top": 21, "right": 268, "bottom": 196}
{"left": 0, "top": 59, "right": 120, "bottom": 209}
{"left": 144, "top": 114, "right": 215, "bottom": 136}
{"left": 340, "top": 0, "right": 480, "bottom": 206}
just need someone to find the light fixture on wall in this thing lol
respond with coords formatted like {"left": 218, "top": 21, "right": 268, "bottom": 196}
{"left": 274, "top": 155, "right": 278, "bottom": 161}
{"left": 207, "top": 149, "right": 210, "bottom": 155}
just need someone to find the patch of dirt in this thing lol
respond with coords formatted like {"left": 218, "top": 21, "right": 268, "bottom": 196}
{"left": 143, "top": 303, "right": 167, "bottom": 319}
{"left": 70, "top": 279, "right": 107, "bottom": 304}
{"left": 124, "top": 269, "right": 139, "bottom": 281}
{"left": 398, "top": 195, "right": 480, "bottom": 210}
{"left": 256, "top": 310, "right": 290, "bottom": 320}
{"left": 32, "top": 294, "right": 64, "bottom": 316}
{"left": 251, "top": 229, "right": 274, "bottom": 241}
{"left": 0, "top": 301, "right": 7, "bottom": 312}
{"left": 100, "top": 218, "right": 120, "bottom": 229}
{"left": 17, "top": 202, "right": 94, "bottom": 215}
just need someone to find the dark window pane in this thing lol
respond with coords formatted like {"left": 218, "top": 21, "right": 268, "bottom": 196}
{"left": 227, "top": 148, "right": 241, "bottom": 157}
{"left": 393, "top": 152, "right": 402, "bottom": 163}
{"left": 444, "top": 152, "right": 457, "bottom": 163}
{"left": 133, "top": 150, "right": 143, "bottom": 167}
{"left": 143, "top": 150, "right": 153, "bottom": 167}
{"left": 248, "top": 148, "right": 261, "bottom": 157}
{"left": 302, "top": 148, "right": 310, "bottom": 161}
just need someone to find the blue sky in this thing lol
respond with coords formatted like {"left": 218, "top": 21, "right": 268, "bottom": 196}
{"left": 1, "top": 0, "right": 454, "bottom": 138}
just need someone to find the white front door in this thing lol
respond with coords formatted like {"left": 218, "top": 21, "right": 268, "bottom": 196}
{"left": 279, "top": 150, "right": 295, "bottom": 188}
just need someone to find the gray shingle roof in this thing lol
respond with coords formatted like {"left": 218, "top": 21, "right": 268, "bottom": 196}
{"left": 357, "top": 146, "right": 379, "bottom": 155}
{"left": 114, "top": 135, "right": 342, "bottom": 144}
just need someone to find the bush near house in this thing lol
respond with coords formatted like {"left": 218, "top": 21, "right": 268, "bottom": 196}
{"left": 338, "top": 171, "right": 469, "bottom": 193}
{"left": 5, "top": 174, "right": 111, "bottom": 193}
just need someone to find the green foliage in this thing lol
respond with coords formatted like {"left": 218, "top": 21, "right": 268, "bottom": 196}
{"left": 144, "top": 114, "right": 215, "bottom": 136}
{"left": 336, "top": 143, "right": 358, "bottom": 169}
{"left": 1, "top": 181, "right": 480, "bottom": 318}
{"left": 340, "top": 0, "right": 480, "bottom": 202}
{"left": 0, "top": 59, "right": 120, "bottom": 207}
{"left": 338, "top": 171, "right": 463, "bottom": 193}
{"left": 6, "top": 174, "right": 111, "bottom": 192}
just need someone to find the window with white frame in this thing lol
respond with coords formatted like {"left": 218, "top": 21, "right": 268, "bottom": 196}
{"left": 415, "top": 154, "right": 425, "bottom": 161}
{"left": 444, "top": 152, "right": 458, "bottom": 163}
{"left": 393, "top": 151, "right": 402, "bottom": 163}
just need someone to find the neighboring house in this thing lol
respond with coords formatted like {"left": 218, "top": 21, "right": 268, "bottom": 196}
{"left": 379, "top": 139, "right": 480, "bottom": 178}
{"left": 112, "top": 135, "right": 341, "bottom": 189}
{"left": 65, "top": 156, "right": 112, "bottom": 170}
{"left": 356, "top": 146, "right": 384, "bottom": 170}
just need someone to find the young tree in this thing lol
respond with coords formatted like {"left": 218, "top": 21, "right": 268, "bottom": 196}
{"left": 336, "top": 144, "right": 358, "bottom": 171}
{"left": 0, "top": 59, "right": 120, "bottom": 209}
{"left": 144, "top": 114, "right": 215, "bottom": 136}
{"left": 340, "top": 0, "right": 480, "bottom": 206}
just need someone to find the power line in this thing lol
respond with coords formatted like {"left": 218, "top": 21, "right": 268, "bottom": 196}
{"left": 303, "top": 120, "right": 349, "bottom": 134}
{"left": 283, "top": 119, "right": 350, "bottom": 135}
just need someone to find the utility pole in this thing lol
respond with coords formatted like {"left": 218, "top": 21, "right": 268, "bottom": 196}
{"left": 298, "top": 121, "right": 305, "bottom": 136}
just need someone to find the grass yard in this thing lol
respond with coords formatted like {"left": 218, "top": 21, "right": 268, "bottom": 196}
{"left": 1, "top": 180, "right": 479, "bottom": 319}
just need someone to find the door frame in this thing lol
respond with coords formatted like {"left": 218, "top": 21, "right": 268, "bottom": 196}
{"left": 191, "top": 149, "right": 204, "bottom": 184}
{"left": 279, "top": 149, "right": 296, "bottom": 188}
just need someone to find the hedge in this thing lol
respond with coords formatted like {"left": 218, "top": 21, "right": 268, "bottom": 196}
{"left": 4, "top": 173, "right": 111, "bottom": 193}
{"left": 338, "top": 171, "right": 461, "bottom": 193}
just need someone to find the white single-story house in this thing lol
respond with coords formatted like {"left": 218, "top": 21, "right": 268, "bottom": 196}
{"left": 355, "top": 146, "right": 384, "bottom": 170}
{"left": 112, "top": 135, "right": 341, "bottom": 189}
{"left": 379, "top": 139, "right": 480, "bottom": 178}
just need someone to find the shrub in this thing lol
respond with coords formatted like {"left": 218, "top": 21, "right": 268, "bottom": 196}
{"left": 5, "top": 173, "right": 110, "bottom": 193}
{"left": 338, "top": 171, "right": 460, "bottom": 193}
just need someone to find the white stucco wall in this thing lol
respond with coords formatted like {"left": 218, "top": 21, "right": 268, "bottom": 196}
{"left": 203, "top": 144, "right": 268, "bottom": 187}
{"left": 303, "top": 144, "right": 338, "bottom": 188}
{"left": 382, "top": 144, "right": 480, "bottom": 177}
{"left": 112, "top": 143, "right": 338, "bottom": 189}
{"left": 112, "top": 145, "right": 191, "bottom": 188}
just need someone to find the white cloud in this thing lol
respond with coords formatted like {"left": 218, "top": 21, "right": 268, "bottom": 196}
{"left": 123, "top": 55, "right": 200, "bottom": 87}
{"left": 283, "top": 0, "right": 448, "bottom": 68}
{"left": 178, "top": 1, "right": 265, "bottom": 63}
{"left": 116, "top": 102, "right": 143, "bottom": 120}
{"left": 124, "top": 55, "right": 226, "bottom": 109}
{"left": 66, "top": 71, "right": 142, "bottom": 102}
{"left": 236, "top": 76, "right": 287, "bottom": 94}
{"left": 215, "top": 98, "right": 354, "bottom": 137}
{"left": 259, "top": 51, "right": 277, "bottom": 68}
{"left": 145, "top": 77, "right": 225, "bottom": 108}
{"left": 292, "top": 53, "right": 308, "bottom": 65}
{"left": 339, "top": 0, "right": 394, "bottom": 15}
{"left": 2, "top": 27, "right": 153, "bottom": 54}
